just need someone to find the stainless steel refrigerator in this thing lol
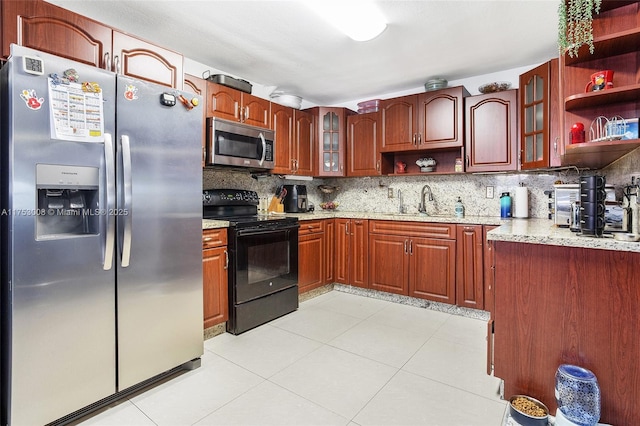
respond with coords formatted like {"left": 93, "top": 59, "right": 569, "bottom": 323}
{"left": 0, "top": 45, "right": 204, "bottom": 425}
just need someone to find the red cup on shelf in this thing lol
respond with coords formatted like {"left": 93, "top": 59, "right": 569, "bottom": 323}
{"left": 585, "top": 70, "right": 614, "bottom": 92}
{"left": 570, "top": 122, "right": 585, "bottom": 144}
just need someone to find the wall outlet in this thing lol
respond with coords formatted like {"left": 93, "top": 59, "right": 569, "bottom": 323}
{"left": 486, "top": 186, "right": 495, "bottom": 199}
{"left": 388, "top": 187, "right": 394, "bottom": 198}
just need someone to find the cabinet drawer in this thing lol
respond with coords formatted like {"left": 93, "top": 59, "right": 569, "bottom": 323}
{"left": 203, "top": 228, "right": 228, "bottom": 249}
{"left": 299, "top": 220, "right": 324, "bottom": 236}
{"left": 369, "top": 220, "right": 455, "bottom": 239}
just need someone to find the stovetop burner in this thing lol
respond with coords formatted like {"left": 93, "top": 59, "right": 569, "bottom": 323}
{"left": 202, "top": 188, "right": 298, "bottom": 229}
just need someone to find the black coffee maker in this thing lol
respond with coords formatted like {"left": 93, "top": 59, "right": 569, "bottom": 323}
{"left": 282, "top": 184, "right": 308, "bottom": 213}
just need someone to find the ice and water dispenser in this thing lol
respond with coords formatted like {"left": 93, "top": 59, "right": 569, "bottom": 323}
{"left": 36, "top": 164, "right": 100, "bottom": 239}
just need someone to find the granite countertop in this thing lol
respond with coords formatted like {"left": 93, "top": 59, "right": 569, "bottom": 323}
{"left": 203, "top": 213, "right": 640, "bottom": 253}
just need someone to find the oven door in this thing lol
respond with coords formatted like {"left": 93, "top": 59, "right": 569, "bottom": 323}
{"left": 230, "top": 223, "right": 299, "bottom": 304}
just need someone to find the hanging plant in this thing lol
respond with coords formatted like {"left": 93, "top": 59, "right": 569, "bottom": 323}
{"left": 558, "top": 0, "right": 602, "bottom": 58}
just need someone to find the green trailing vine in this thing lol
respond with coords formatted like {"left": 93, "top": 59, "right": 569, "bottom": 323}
{"left": 558, "top": 0, "right": 602, "bottom": 58}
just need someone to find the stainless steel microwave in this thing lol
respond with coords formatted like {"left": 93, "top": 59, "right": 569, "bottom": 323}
{"left": 206, "top": 117, "right": 275, "bottom": 170}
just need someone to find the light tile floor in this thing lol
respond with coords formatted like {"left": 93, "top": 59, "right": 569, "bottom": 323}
{"left": 78, "top": 291, "right": 506, "bottom": 426}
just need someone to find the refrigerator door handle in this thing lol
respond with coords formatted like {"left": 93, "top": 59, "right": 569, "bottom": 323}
{"left": 120, "top": 135, "right": 133, "bottom": 267}
{"left": 104, "top": 133, "right": 116, "bottom": 270}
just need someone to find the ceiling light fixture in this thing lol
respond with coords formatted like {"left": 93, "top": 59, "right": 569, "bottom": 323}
{"left": 305, "top": 0, "right": 387, "bottom": 42}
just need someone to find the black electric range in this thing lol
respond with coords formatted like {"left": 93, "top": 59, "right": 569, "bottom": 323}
{"left": 203, "top": 188, "right": 300, "bottom": 335}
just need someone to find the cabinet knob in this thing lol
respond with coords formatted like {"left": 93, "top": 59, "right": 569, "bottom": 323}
{"left": 104, "top": 52, "right": 111, "bottom": 71}
{"left": 224, "top": 250, "right": 229, "bottom": 270}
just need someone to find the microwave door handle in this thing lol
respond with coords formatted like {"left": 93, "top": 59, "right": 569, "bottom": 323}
{"left": 103, "top": 133, "right": 116, "bottom": 270}
{"left": 259, "top": 132, "right": 266, "bottom": 166}
{"left": 120, "top": 135, "right": 133, "bottom": 267}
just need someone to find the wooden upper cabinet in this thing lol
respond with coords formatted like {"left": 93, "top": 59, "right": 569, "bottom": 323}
{"left": 206, "top": 82, "right": 269, "bottom": 127}
{"left": 306, "top": 107, "right": 353, "bottom": 177}
{"left": 242, "top": 92, "right": 270, "bottom": 128}
{"left": 2, "top": 0, "right": 185, "bottom": 89}
{"left": 381, "top": 87, "right": 468, "bottom": 152}
{"left": 465, "top": 89, "right": 519, "bottom": 172}
{"left": 271, "top": 103, "right": 295, "bottom": 174}
{"left": 381, "top": 95, "right": 418, "bottom": 152}
{"left": 112, "top": 31, "right": 183, "bottom": 89}
{"left": 417, "top": 86, "right": 468, "bottom": 149}
{"left": 347, "top": 112, "right": 381, "bottom": 176}
{"left": 294, "top": 109, "right": 315, "bottom": 176}
{"left": 271, "top": 105, "right": 314, "bottom": 176}
{"left": 2, "top": 0, "right": 112, "bottom": 67}
{"left": 207, "top": 82, "right": 242, "bottom": 121}
{"left": 519, "top": 59, "right": 561, "bottom": 170}
{"left": 183, "top": 74, "right": 208, "bottom": 166}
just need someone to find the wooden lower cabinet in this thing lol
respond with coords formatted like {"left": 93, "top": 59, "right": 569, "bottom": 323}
{"left": 324, "top": 219, "right": 335, "bottom": 284}
{"left": 202, "top": 229, "right": 228, "bottom": 329}
{"left": 455, "top": 224, "right": 484, "bottom": 309}
{"left": 493, "top": 241, "right": 640, "bottom": 426}
{"left": 298, "top": 220, "right": 325, "bottom": 294}
{"left": 369, "top": 234, "right": 408, "bottom": 294}
{"left": 368, "top": 220, "right": 456, "bottom": 303}
{"left": 409, "top": 237, "right": 456, "bottom": 303}
{"left": 335, "top": 218, "right": 369, "bottom": 288}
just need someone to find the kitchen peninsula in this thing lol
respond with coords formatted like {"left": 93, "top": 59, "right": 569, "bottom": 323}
{"left": 487, "top": 220, "right": 640, "bottom": 426}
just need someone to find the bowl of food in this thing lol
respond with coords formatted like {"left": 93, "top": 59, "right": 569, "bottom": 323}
{"left": 509, "top": 395, "right": 549, "bottom": 426}
{"left": 319, "top": 202, "right": 339, "bottom": 210}
{"left": 318, "top": 185, "right": 339, "bottom": 194}
{"left": 478, "top": 81, "right": 511, "bottom": 94}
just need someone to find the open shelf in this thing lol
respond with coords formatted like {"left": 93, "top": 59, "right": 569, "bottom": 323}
{"left": 564, "top": 27, "right": 640, "bottom": 65}
{"left": 565, "top": 84, "right": 640, "bottom": 110}
{"left": 561, "top": 138, "right": 640, "bottom": 168}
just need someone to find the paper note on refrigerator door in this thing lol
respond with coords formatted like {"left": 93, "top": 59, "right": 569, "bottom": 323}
{"left": 48, "top": 78, "right": 105, "bottom": 142}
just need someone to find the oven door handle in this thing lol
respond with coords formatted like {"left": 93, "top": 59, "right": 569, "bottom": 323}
{"left": 235, "top": 224, "right": 299, "bottom": 237}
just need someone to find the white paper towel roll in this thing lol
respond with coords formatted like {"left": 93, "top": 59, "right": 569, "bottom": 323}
{"left": 514, "top": 186, "right": 529, "bottom": 218}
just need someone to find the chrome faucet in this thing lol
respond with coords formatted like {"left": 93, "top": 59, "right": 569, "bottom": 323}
{"left": 418, "top": 184, "right": 433, "bottom": 214}
{"left": 398, "top": 189, "right": 404, "bottom": 214}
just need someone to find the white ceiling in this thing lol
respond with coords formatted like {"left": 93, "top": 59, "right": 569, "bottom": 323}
{"left": 46, "top": 0, "right": 560, "bottom": 106}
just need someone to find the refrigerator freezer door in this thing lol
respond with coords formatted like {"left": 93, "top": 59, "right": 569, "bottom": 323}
{"left": 1, "top": 46, "right": 117, "bottom": 425}
{"left": 115, "top": 76, "right": 203, "bottom": 390}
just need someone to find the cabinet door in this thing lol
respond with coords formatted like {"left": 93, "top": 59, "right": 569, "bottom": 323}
{"left": 349, "top": 219, "right": 369, "bottom": 288}
{"left": 2, "top": 0, "right": 112, "bottom": 67}
{"left": 369, "top": 234, "right": 408, "bottom": 295}
{"left": 409, "top": 237, "right": 456, "bottom": 304}
{"left": 380, "top": 95, "right": 418, "bottom": 152}
{"left": 465, "top": 89, "right": 518, "bottom": 172}
{"left": 295, "top": 109, "right": 315, "bottom": 176}
{"left": 271, "top": 103, "right": 295, "bottom": 174}
{"left": 298, "top": 232, "right": 325, "bottom": 294}
{"left": 347, "top": 112, "right": 381, "bottom": 176}
{"left": 203, "top": 245, "right": 228, "bottom": 328}
{"left": 241, "top": 92, "right": 270, "bottom": 128}
{"left": 520, "top": 60, "right": 562, "bottom": 169}
{"left": 184, "top": 74, "right": 208, "bottom": 167}
{"left": 112, "top": 31, "right": 183, "bottom": 89}
{"left": 206, "top": 82, "right": 243, "bottom": 121}
{"left": 316, "top": 107, "right": 347, "bottom": 176}
{"left": 334, "top": 218, "right": 350, "bottom": 284}
{"left": 455, "top": 225, "right": 484, "bottom": 309}
{"left": 324, "top": 219, "right": 335, "bottom": 284}
{"left": 417, "top": 87, "right": 466, "bottom": 149}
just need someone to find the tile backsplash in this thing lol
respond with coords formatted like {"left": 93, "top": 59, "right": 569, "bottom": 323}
{"left": 203, "top": 148, "right": 640, "bottom": 219}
